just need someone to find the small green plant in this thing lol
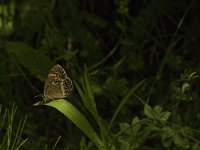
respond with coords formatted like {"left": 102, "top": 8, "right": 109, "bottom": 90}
{"left": 34, "top": 65, "right": 145, "bottom": 150}
{"left": 0, "top": 104, "right": 28, "bottom": 150}
{"left": 174, "top": 70, "right": 199, "bottom": 101}
{"left": 34, "top": 67, "right": 200, "bottom": 149}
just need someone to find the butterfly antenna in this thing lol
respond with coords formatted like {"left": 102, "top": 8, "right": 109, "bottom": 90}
{"left": 34, "top": 93, "right": 43, "bottom": 99}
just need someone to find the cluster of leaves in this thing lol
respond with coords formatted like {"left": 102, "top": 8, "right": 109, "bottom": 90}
{"left": 34, "top": 67, "right": 199, "bottom": 149}
{"left": 0, "top": 0, "right": 199, "bottom": 149}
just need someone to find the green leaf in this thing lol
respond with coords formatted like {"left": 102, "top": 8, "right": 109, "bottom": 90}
{"left": 75, "top": 73, "right": 109, "bottom": 148}
{"left": 74, "top": 66, "right": 99, "bottom": 122}
{"left": 131, "top": 117, "right": 141, "bottom": 135}
{"left": 119, "top": 123, "right": 130, "bottom": 134}
{"left": 144, "top": 105, "right": 171, "bottom": 122}
{"left": 83, "top": 65, "right": 98, "bottom": 119}
{"left": 144, "top": 104, "right": 155, "bottom": 119}
{"left": 154, "top": 105, "right": 162, "bottom": 114}
{"left": 33, "top": 99, "right": 104, "bottom": 149}
{"left": 80, "top": 137, "right": 93, "bottom": 150}
{"left": 120, "top": 141, "right": 129, "bottom": 150}
{"left": 84, "top": 65, "right": 95, "bottom": 103}
{"left": 109, "top": 79, "right": 145, "bottom": 129}
{"left": 74, "top": 81, "right": 97, "bottom": 121}
{"left": 6, "top": 42, "right": 54, "bottom": 81}
{"left": 160, "top": 112, "right": 171, "bottom": 122}
{"left": 181, "top": 82, "right": 190, "bottom": 93}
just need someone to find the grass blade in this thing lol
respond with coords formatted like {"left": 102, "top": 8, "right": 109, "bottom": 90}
{"left": 34, "top": 99, "right": 104, "bottom": 149}
{"left": 109, "top": 80, "right": 145, "bottom": 129}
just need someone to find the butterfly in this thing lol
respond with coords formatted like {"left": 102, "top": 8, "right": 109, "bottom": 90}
{"left": 43, "top": 64, "right": 73, "bottom": 101}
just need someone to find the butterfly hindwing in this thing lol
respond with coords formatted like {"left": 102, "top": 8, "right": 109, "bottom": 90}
{"left": 43, "top": 64, "right": 73, "bottom": 101}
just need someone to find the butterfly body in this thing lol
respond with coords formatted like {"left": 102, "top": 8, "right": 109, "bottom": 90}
{"left": 43, "top": 64, "right": 73, "bottom": 101}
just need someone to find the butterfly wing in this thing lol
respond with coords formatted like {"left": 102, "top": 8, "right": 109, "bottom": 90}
{"left": 43, "top": 64, "right": 73, "bottom": 101}
{"left": 61, "top": 76, "right": 73, "bottom": 96}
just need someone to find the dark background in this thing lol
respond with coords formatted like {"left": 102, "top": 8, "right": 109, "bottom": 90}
{"left": 0, "top": 0, "right": 199, "bottom": 149}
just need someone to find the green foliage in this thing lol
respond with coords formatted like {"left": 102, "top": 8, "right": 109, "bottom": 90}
{"left": 34, "top": 66, "right": 145, "bottom": 149}
{"left": 0, "top": 0, "right": 200, "bottom": 149}
{"left": 35, "top": 67, "right": 199, "bottom": 149}
{"left": 0, "top": 2, "right": 14, "bottom": 35}
{"left": 7, "top": 42, "right": 54, "bottom": 81}
{"left": 0, "top": 104, "right": 28, "bottom": 150}
{"left": 173, "top": 71, "right": 199, "bottom": 101}
{"left": 144, "top": 104, "right": 171, "bottom": 123}
{"left": 34, "top": 99, "right": 104, "bottom": 149}
{"left": 109, "top": 80, "right": 145, "bottom": 128}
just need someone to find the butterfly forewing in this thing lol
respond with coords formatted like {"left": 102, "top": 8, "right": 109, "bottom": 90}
{"left": 43, "top": 64, "right": 73, "bottom": 101}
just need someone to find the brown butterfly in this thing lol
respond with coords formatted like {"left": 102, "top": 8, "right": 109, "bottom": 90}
{"left": 43, "top": 64, "right": 73, "bottom": 101}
